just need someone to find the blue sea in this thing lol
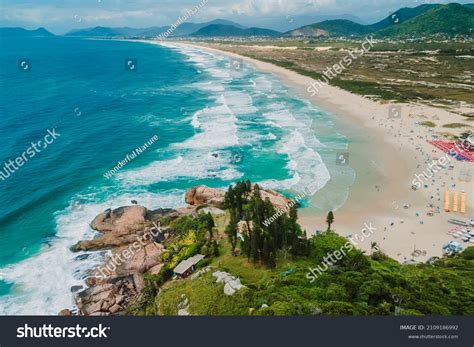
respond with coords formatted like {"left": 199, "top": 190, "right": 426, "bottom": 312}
{"left": 0, "top": 37, "right": 354, "bottom": 314}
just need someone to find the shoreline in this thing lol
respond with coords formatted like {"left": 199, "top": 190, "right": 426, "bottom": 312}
{"left": 162, "top": 40, "right": 472, "bottom": 263}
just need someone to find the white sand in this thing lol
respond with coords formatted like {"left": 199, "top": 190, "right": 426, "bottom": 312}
{"left": 170, "top": 41, "right": 473, "bottom": 263}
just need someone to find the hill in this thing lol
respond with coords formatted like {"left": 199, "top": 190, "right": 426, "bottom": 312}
{"left": 377, "top": 3, "right": 474, "bottom": 37}
{"left": 65, "top": 26, "right": 136, "bottom": 37}
{"left": 283, "top": 19, "right": 370, "bottom": 37}
{"left": 65, "top": 19, "right": 246, "bottom": 38}
{"left": 0, "top": 27, "right": 54, "bottom": 37}
{"left": 192, "top": 24, "right": 281, "bottom": 37}
{"left": 367, "top": 4, "right": 440, "bottom": 31}
{"left": 284, "top": 3, "right": 473, "bottom": 37}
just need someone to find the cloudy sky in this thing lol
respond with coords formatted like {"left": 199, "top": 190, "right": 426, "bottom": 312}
{"left": 0, "top": 0, "right": 471, "bottom": 34}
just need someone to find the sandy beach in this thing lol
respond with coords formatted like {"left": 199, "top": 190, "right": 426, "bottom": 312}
{"left": 164, "top": 41, "right": 473, "bottom": 263}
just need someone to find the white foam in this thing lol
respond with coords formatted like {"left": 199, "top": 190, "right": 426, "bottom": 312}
{"left": 117, "top": 152, "right": 242, "bottom": 186}
{"left": 191, "top": 109, "right": 203, "bottom": 128}
{"left": 277, "top": 130, "right": 330, "bottom": 194}
{"left": 223, "top": 91, "right": 258, "bottom": 115}
{"left": 175, "top": 95, "right": 239, "bottom": 150}
{"left": 192, "top": 82, "right": 225, "bottom": 92}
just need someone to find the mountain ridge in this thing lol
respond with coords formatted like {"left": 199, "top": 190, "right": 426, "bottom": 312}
{"left": 0, "top": 27, "right": 54, "bottom": 37}
{"left": 284, "top": 3, "right": 474, "bottom": 37}
{"left": 64, "top": 19, "right": 246, "bottom": 38}
{"left": 2, "top": 3, "right": 473, "bottom": 39}
{"left": 191, "top": 24, "right": 280, "bottom": 37}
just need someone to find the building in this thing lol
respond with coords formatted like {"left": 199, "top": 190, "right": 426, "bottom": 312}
{"left": 173, "top": 254, "right": 205, "bottom": 278}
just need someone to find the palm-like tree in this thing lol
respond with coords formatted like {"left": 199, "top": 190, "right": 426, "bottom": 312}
{"left": 326, "top": 211, "right": 334, "bottom": 232}
{"left": 370, "top": 242, "right": 379, "bottom": 255}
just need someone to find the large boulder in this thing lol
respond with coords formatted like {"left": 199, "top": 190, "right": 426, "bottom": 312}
{"left": 122, "top": 242, "right": 163, "bottom": 274}
{"left": 72, "top": 233, "right": 140, "bottom": 252}
{"left": 90, "top": 206, "right": 148, "bottom": 234}
{"left": 260, "top": 188, "right": 292, "bottom": 210}
{"left": 185, "top": 186, "right": 226, "bottom": 206}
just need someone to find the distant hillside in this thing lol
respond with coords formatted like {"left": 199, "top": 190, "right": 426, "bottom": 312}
{"left": 66, "top": 26, "right": 134, "bottom": 37}
{"left": 377, "top": 3, "right": 474, "bottom": 37}
{"left": 66, "top": 19, "right": 246, "bottom": 38}
{"left": 0, "top": 27, "right": 54, "bottom": 37}
{"left": 154, "top": 20, "right": 246, "bottom": 37}
{"left": 284, "top": 3, "right": 473, "bottom": 37}
{"left": 192, "top": 24, "right": 280, "bottom": 37}
{"left": 283, "top": 19, "right": 370, "bottom": 37}
{"left": 367, "top": 4, "right": 440, "bottom": 31}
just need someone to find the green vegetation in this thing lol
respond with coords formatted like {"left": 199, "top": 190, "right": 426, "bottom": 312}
{"left": 442, "top": 123, "right": 471, "bottom": 128}
{"left": 209, "top": 38, "right": 473, "bottom": 111}
{"left": 192, "top": 24, "right": 281, "bottom": 37}
{"left": 288, "top": 19, "right": 370, "bottom": 37}
{"left": 130, "top": 181, "right": 474, "bottom": 316}
{"left": 129, "top": 213, "right": 220, "bottom": 315}
{"left": 284, "top": 4, "right": 474, "bottom": 38}
{"left": 420, "top": 121, "right": 436, "bottom": 127}
{"left": 377, "top": 3, "right": 474, "bottom": 38}
{"left": 224, "top": 180, "right": 309, "bottom": 268}
{"left": 148, "top": 230, "right": 474, "bottom": 315}
{"left": 326, "top": 211, "right": 334, "bottom": 232}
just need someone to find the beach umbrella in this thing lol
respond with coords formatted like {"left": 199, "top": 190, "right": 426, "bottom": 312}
{"left": 444, "top": 191, "right": 450, "bottom": 212}
{"left": 453, "top": 192, "right": 458, "bottom": 213}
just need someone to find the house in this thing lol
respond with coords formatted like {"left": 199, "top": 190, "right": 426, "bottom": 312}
{"left": 173, "top": 254, "right": 205, "bottom": 278}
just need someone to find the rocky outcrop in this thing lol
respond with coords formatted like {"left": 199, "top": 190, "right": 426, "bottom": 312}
{"left": 72, "top": 233, "right": 141, "bottom": 252}
{"left": 72, "top": 206, "right": 176, "bottom": 252}
{"left": 119, "top": 242, "right": 163, "bottom": 275}
{"left": 75, "top": 276, "right": 137, "bottom": 316}
{"left": 260, "top": 188, "right": 293, "bottom": 210}
{"left": 69, "top": 205, "right": 177, "bottom": 316}
{"left": 90, "top": 205, "right": 148, "bottom": 234}
{"left": 185, "top": 186, "right": 226, "bottom": 206}
{"left": 184, "top": 185, "right": 292, "bottom": 210}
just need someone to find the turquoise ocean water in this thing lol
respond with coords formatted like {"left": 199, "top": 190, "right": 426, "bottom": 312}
{"left": 0, "top": 37, "right": 354, "bottom": 314}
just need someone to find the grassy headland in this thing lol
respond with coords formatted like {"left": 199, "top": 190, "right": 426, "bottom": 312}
{"left": 130, "top": 181, "right": 474, "bottom": 316}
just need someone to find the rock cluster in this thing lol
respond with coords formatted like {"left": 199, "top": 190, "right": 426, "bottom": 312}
{"left": 212, "top": 271, "right": 245, "bottom": 296}
{"left": 185, "top": 186, "right": 226, "bottom": 206}
{"left": 75, "top": 276, "right": 137, "bottom": 316}
{"left": 177, "top": 294, "right": 190, "bottom": 316}
{"left": 72, "top": 206, "right": 177, "bottom": 252}
{"left": 68, "top": 206, "right": 179, "bottom": 315}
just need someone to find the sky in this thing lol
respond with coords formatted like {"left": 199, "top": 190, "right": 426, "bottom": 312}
{"left": 0, "top": 0, "right": 472, "bottom": 34}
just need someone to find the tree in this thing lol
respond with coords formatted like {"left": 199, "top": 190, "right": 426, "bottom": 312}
{"left": 225, "top": 213, "right": 239, "bottom": 252}
{"left": 326, "top": 211, "right": 334, "bottom": 232}
{"left": 250, "top": 225, "right": 261, "bottom": 263}
{"left": 211, "top": 240, "right": 220, "bottom": 256}
{"left": 370, "top": 242, "right": 379, "bottom": 255}
{"left": 206, "top": 212, "right": 215, "bottom": 240}
{"left": 268, "top": 251, "right": 276, "bottom": 269}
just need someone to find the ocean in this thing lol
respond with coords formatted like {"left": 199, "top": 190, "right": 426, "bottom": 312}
{"left": 0, "top": 37, "right": 354, "bottom": 314}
